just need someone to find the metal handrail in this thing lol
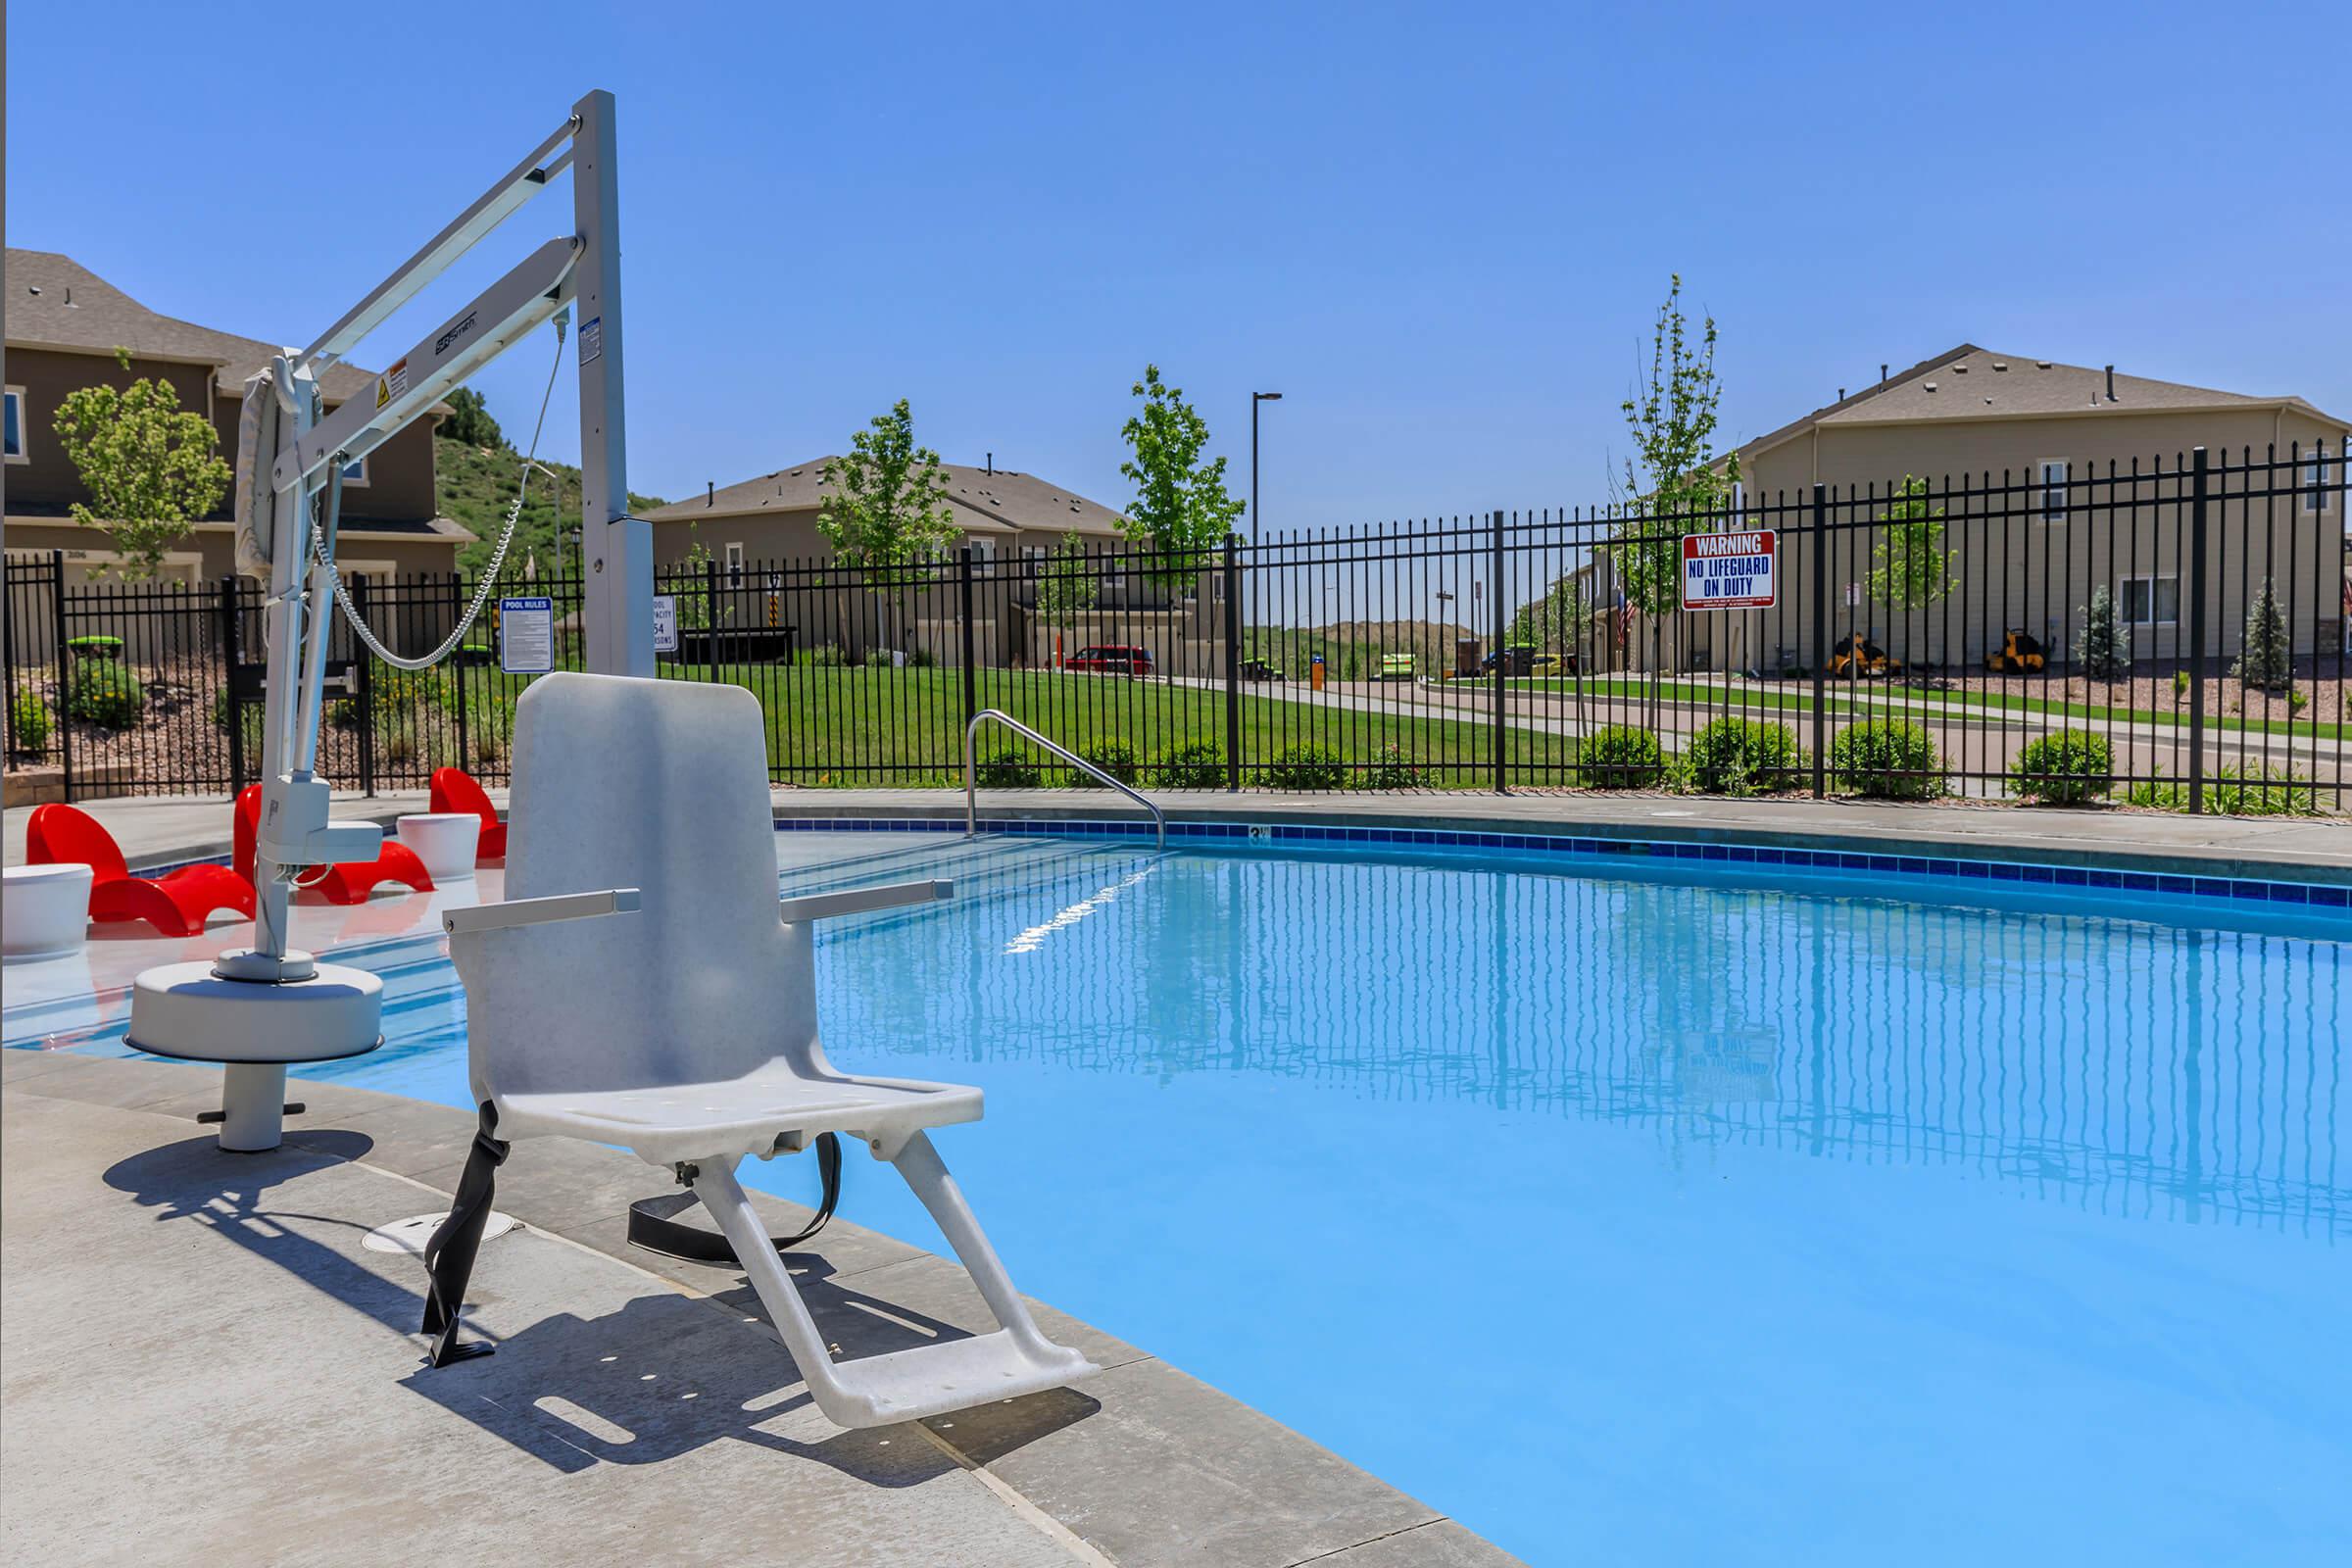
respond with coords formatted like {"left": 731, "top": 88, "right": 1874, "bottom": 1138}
{"left": 964, "top": 710, "right": 1166, "bottom": 849}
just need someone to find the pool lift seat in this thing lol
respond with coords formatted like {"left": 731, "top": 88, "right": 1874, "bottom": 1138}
{"left": 427, "top": 671, "right": 1099, "bottom": 1429}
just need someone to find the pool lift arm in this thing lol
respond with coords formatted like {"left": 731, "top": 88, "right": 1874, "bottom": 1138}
{"left": 127, "top": 90, "right": 651, "bottom": 1152}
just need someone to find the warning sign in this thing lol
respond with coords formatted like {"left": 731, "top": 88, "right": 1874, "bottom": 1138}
{"left": 1681, "top": 530, "right": 1776, "bottom": 610}
{"left": 376, "top": 359, "right": 411, "bottom": 410}
{"left": 651, "top": 595, "right": 678, "bottom": 655}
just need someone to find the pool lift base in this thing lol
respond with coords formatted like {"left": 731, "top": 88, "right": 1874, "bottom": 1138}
{"left": 126, "top": 951, "right": 383, "bottom": 1152}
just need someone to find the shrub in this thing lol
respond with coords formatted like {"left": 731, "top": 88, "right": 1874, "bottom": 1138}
{"left": 1360, "top": 741, "right": 1426, "bottom": 789}
{"left": 2075, "top": 585, "right": 2131, "bottom": 680}
{"left": 1828, "top": 718, "right": 1943, "bottom": 799}
{"left": 1575, "top": 725, "right": 1665, "bottom": 790}
{"left": 907, "top": 646, "right": 939, "bottom": 668}
{"left": 2009, "top": 728, "right": 2112, "bottom": 805}
{"left": 2230, "top": 578, "right": 2291, "bottom": 692}
{"left": 1074, "top": 739, "right": 1140, "bottom": 785}
{"left": 806, "top": 645, "right": 845, "bottom": 667}
{"left": 66, "top": 634, "right": 124, "bottom": 657}
{"left": 10, "top": 684, "right": 53, "bottom": 753}
{"left": 974, "top": 748, "right": 1043, "bottom": 788}
{"left": 2171, "top": 669, "right": 2189, "bottom": 702}
{"left": 65, "top": 657, "right": 145, "bottom": 728}
{"left": 1682, "top": 716, "right": 1802, "bottom": 795}
{"left": 1149, "top": 740, "right": 1224, "bottom": 789}
{"left": 863, "top": 648, "right": 896, "bottom": 669}
{"left": 1265, "top": 744, "right": 1345, "bottom": 790}
{"left": 2123, "top": 762, "right": 2317, "bottom": 816}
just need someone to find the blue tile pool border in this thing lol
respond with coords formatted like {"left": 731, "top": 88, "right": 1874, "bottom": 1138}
{"left": 773, "top": 813, "right": 2352, "bottom": 912}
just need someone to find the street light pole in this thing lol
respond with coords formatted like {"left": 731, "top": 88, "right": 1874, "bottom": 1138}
{"left": 1250, "top": 391, "right": 1283, "bottom": 546}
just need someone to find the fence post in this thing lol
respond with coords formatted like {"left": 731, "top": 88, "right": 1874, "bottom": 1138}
{"left": 2186, "top": 447, "right": 2209, "bottom": 815}
{"left": 957, "top": 546, "right": 978, "bottom": 732}
{"left": 218, "top": 575, "right": 245, "bottom": 791}
{"left": 1491, "top": 510, "right": 1507, "bottom": 794}
{"left": 449, "top": 572, "right": 469, "bottom": 770}
{"left": 1223, "top": 533, "right": 1242, "bottom": 792}
{"left": 1810, "top": 484, "right": 1828, "bottom": 798}
{"left": 50, "top": 551, "right": 73, "bottom": 802}
{"left": 704, "top": 556, "right": 721, "bottom": 671}
{"left": 354, "top": 576, "right": 377, "bottom": 796}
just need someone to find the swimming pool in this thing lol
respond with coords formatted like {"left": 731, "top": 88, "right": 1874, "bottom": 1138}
{"left": 16, "top": 830, "right": 2352, "bottom": 1563}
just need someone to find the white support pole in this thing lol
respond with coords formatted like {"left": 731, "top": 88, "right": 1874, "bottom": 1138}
{"left": 571, "top": 88, "right": 651, "bottom": 677}
{"left": 251, "top": 365, "right": 315, "bottom": 966}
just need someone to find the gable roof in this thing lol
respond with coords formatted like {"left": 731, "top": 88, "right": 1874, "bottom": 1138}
{"left": 647, "top": 459, "right": 1130, "bottom": 538}
{"left": 5, "top": 248, "right": 379, "bottom": 403}
{"left": 1734, "top": 343, "right": 2349, "bottom": 464}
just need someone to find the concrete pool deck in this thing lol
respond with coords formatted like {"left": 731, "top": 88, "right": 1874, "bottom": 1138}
{"left": 1, "top": 1051, "right": 1512, "bottom": 1567}
{"left": 8, "top": 785, "right": 2347, "bottom": 880}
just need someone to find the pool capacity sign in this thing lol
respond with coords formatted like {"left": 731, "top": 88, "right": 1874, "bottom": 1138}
{"left": 1680, "top": 530, "right": 1777, "bottom": 610}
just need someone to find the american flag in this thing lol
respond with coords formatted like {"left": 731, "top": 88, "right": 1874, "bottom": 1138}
{"left": 1616, "top": 594, "right": 1636, "bottom": 648}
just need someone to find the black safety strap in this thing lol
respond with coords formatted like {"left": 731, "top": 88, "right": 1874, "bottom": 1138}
{"left": 420, "top": 1102, "right": 510, "bottom": 1368}
{"left": 626, "top": 1131, "right": 843, "bottom": 1265}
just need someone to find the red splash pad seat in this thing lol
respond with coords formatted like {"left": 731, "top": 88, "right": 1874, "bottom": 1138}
{"left": 427, "top": 767, "right": 506, "bottom": 860}
{"left": 25, "top": 804, "right": 256, "bottom": 939}
{"left": 233, "top": 786, "right": 434, "bottom": 906}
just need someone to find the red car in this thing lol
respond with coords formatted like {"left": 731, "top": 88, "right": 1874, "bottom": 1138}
{"left": 1065, "top": 644, "right": 1154, "bottom": 675}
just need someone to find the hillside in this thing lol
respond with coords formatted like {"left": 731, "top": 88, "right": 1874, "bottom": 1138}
{"left": 435, "top": 434, "right": 669, "bottom": 575}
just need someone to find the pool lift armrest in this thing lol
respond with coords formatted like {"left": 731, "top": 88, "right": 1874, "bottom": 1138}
{"left": 443, "top": 887, "right": 642, "bottom": 938}
{"left": 777, "top": 879, "right": 952, "bottom": 924}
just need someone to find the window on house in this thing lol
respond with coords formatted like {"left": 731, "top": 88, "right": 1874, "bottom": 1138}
{"left": 2038, "top": 460, "right": 2068, "bottom": 522}
{"left": 1022, "top": 544, "right": 1046, "bottom": 575}
{"left": 2305, "top": 449, "right": 2333, "bottom": 514}
{"left": 339, "top": 455, "right": 368, "bottom": 487}
{"left": 2120, "top": 574, "right": 2179, "bottom": 625}
{"left": 969, "top": 537, "right": 996, "bottom": 575}
{"left": 3, "top": 386, "right": 26, "bottom": 464}
{"left": 723, "top": 541, "right": 745, "bottom": 578}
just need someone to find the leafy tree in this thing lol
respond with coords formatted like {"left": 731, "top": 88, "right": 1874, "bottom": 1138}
{"left": 1608, "top": 277, "right": 1738, "bottom": 713}
{"left": 1865, "top": 476, "right": 1959, "bottom": 613}
{"left": 1117, "top": 365, "right": 1244, "bottom": 589}
{"left": 51, "top": 349, "right": 232, "bottom": 578}
{"left": 441, "top": 387, "right": 504, "bottom": 449}
{"left": 1033, "top": 531, "right": 1099, "bottom": 629}
{"left": 1508, "top": 574, "right": 1586, "bottom": 651}
{"left": 2075, "top": 584, "right": 2131, "bottom": 681}
{"left": 2230, "top": 578, "right": 2292, "bottom": 692}
{"left": 818, "top": 400, "right": 959, "bottom": 653}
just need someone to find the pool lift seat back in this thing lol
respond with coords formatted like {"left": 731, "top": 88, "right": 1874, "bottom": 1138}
{"left": 429, "top": 671, "right": 1100, "bottom": 1428}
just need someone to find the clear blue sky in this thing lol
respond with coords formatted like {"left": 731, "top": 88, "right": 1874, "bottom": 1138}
{"left": 9, "top": 1, "right": 2344, "bottom": 529}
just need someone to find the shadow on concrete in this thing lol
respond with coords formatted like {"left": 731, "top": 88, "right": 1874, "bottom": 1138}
{"left": 99, "top": 1135, "right": 1097, "bottom": 1483}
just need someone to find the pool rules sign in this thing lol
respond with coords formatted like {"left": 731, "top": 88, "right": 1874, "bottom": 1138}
{"left": 1681, "top": 530, "right": 1777, "bottom": 610}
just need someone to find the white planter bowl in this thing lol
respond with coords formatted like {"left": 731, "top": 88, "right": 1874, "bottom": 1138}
{"left": 3, "top": 863, "right": 93, "bottom": 960}
{"left": 395, "top": 813, "right": 481, "bottom": 882}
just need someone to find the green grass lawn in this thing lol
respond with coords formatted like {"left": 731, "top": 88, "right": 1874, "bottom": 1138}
{"left": 414, "top": 659, "right": 1573, "bottom": 786}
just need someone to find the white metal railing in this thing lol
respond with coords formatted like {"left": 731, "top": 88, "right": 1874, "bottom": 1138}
{"left": 963, "top": 710, "right": 1166, "bottom": 849}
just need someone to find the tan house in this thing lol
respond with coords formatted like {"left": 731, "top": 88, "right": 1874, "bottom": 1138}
{"left": 646, "top": 459, "right": 1222, "bottom": 669}
{"left": 1601, "top": 345, "right": 2347, "bottom": 673}
{"left": 4, "top": 248, "right": 472, "bottom": 586}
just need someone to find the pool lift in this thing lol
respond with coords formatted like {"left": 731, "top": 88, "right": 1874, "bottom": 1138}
{"left": 122, "top": 91, "right": 1099, "bottom": 1425}
{"left": 125, "top": 90, "right": 645, "bottom": 1152}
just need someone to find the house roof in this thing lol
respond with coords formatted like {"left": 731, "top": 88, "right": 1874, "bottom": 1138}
{"left": 647, "top": 459, "right": 1131, "bottom": 538}
{"left": 1734, "top": 343, "right": 2349, "bottom": 464}
{"left": 5, "top": 248, "right": 380, "bottom": 403}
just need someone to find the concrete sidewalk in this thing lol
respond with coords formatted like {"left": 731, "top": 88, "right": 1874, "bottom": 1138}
{"left": 1, "top": 1053, "right": 1510, "bottom": 1568}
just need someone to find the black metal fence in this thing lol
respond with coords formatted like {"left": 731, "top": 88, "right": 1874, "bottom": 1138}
{"left": 5, "top": 444, "right": 2344, "bottom": 810}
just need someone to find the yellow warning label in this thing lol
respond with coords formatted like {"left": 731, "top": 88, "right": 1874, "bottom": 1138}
{"left": 375, "top": 378, "right": 390, "bottom": 409}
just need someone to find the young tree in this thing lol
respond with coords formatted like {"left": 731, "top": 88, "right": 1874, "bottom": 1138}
{"left": 2075, "top": 584, "right": 2131, "bottom": 681}
{"left": 1033, "top": 531, "right": 1100, "bottom": 629}
{"left": 1865, "top": 475, "right": 1959, "bottom": 618}
{"left": 1610, "top": 276, "right": 1738, "bottom": 705}
{"left": 818, "top": 400, "right": 959, "bottom": 655}
{"left": 1118, "top": 365, "right": 1245, "bottom": 590}
{"left": 441, "top": 387, "right": 504, "bottom": 449}
{"left": 51, "top": 349, "right": 232, "bottom": 578}
{"left": 1508, "top": 574, "right": 1586, "bottom": 651}
{"left": 2230, "top": 578, "right": 2292, "bottom": 692}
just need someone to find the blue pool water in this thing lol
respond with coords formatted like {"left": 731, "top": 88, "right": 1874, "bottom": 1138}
{"left": 18, "top": 833, "right": 2352, "bottom": 1563}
